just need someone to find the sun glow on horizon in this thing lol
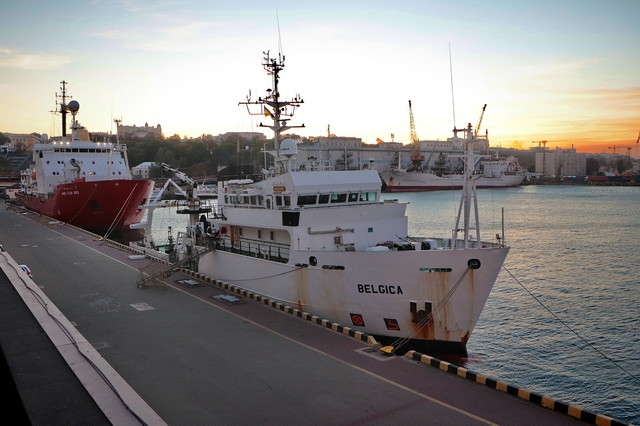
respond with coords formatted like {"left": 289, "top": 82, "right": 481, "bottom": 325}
{"left": 0, "top": 1, "right": 638, "bottom": 156}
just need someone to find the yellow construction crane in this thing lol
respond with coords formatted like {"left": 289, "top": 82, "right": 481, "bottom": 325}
{"left": 474, "top": 104, "right": 487, "bottom": 138}
{"left": 408, "top": 100, "right": 424, "bottom": 170}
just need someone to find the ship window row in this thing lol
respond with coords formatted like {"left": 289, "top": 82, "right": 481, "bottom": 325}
{"left": 52, "top": 148, "right": 112, "bottom": 153}
{"left": 225, "top": 195, "right": 265, "bottom": 206}
{"left": 47, "top": 160, "right": 123, "bottom": 165}
{"left": 296, "top": 191, "right": 377, "bottom": 206}
{"left": 224, "top": 191, "right": 377, "bottom": 209}
{"left": 47, "top": 170, "right": 123, "bottom": 176}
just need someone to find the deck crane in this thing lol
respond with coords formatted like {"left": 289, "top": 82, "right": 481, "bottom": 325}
{"left": 408, "top": 100, "right": 424, "bottom": 170}
{"left": 159, "top": 162, "right": 200, "bottom": 200}
{"left": 161, "top": 163, "right": 197, "bottom": 187}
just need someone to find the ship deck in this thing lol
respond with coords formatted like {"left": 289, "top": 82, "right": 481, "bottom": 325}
{"left": 0, "top": 202, "right": 624, "bottom": 425}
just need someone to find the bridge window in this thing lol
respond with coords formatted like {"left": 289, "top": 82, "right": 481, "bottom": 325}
{"left": 331, "top": 193, "right": 347, "bottom": 203}
{"left": 297, "top": 194, "right": 317, "bottom": 205}
{"left": 360, "top": 191, "right": 376, "bottom": 201}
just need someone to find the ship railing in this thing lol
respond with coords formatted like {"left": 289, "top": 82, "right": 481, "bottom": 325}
{"left": 214, "top": 236, "right": 289, "bottom": 263}
{"left": 399, "top": 237, "right": 503, "bottom": 250}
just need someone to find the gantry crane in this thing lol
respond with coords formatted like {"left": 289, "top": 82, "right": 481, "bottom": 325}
{"left": 408, "top": 100, "right": 424, "bottom": 170}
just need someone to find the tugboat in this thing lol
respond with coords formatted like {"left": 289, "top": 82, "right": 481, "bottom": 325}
{"left": 17, "top": 81, "right": 154, "bottom": 235}
{"left": 177, "top": 51, "right": 510, "bottom": 355}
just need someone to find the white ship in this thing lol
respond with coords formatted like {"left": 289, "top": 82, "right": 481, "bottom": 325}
{"left": 162, "top": 51, "right": 510, "bottom": 355}
{"left": 381, "top": 102, "right": 524, "bottom": 192}
{"left": 382, "top": 153, "right": 525, "bottom": 192}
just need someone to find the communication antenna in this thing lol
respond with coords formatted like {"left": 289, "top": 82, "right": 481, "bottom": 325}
{"left": 449, "top": 43, "right": 457, "bottom": 131}
{"left": 276, "top": 9, "right": 283, "bottom": 58}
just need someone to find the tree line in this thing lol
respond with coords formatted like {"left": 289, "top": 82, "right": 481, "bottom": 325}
{"left": 1, "top": 131, "right": 635, "bottom": 180}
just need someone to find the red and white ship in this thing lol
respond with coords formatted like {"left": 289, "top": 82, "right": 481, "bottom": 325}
{"left": 17, "top": 82, "right": 154, "bottom": 234}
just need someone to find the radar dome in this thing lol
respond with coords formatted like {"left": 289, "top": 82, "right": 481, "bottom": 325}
{"left": 279, "top": 138, "right": 298, "bottom": 157}
{"left": 67, "top": 100, "right": 80, "bottom": 112}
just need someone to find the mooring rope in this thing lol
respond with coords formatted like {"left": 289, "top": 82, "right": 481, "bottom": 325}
{"left": 101, "top": 183, "right": 139, "bottom": 240}
{"left": 502, "top": 265, "right": 640, "bottom": 385}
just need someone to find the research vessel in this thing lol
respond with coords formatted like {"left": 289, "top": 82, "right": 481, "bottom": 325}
{"left": 17, "top": 82, "right": 154, "bottom": 235}
{"left": 160, "top": 52, "right": 510, "bottom": 354}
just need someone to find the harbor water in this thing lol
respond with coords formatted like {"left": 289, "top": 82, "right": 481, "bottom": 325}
{"left": 147, "top": 185, "right": 639, "bottom": 424}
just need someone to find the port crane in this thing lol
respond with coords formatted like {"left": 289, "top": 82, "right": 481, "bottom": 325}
{"left": 474, "top": 104, "right": 487, "bottom": 138}
{"left": 408, "top": 100, "right": 424, "bottom": 170}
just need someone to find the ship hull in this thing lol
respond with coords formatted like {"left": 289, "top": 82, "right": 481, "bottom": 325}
{"left": 198, "top": 243, "right": 509, "bottom": 354}
{"left": 16, "top": 179, "right": 154, "bottom": 234}
{"left": 382, "top": 171, "right": 524, "bottom": 192}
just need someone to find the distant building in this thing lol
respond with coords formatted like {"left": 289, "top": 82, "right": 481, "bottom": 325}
{"left": 132, "top": 162, "right": 156, "bottom": 179}
{"left": 3, "top": 133, "right": 41, "bottom": 152}
{"left": 117, "top": 123, "right": 163, "bottom": 139}
{"left": 294, "top": 137, "right": 396, "bottom": 171}
{"left": 533, "top": 147, "right": 586, "bottom": 177}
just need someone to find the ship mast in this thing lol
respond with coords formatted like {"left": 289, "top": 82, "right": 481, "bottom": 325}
{"left": 453, "top": 123, "right": 481, "bottom": 248}
{"left": 239, "top": 51, "right": 304, "bottom": 158}
{"left": 56, "top": 80, "right": 71, "bottom": 137}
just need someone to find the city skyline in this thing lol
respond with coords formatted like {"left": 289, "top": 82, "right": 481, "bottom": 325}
{"left": 1, "top": 1, "right": 638, "bottom": 155}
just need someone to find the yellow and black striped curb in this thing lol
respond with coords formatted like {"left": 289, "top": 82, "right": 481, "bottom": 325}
{"left": 405, "top": 350, "right": 631, "bottom": 426}
{"left": 114, "top": 241, "right": 632, "bottom": 426}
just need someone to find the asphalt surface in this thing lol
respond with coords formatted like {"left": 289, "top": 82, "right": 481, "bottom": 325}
{"left": 0, "top": 201, "right": 601, "bottom": 425}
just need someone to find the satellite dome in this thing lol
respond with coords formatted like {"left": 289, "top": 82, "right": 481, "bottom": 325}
{"left": 279, "top": 138, "right": 298, "bottom": 157}
{"left": 67, "top": 100, "right": 80, "bottom": 112}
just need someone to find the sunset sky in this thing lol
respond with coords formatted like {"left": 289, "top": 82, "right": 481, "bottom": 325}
{"left": 1, "top": 1, "right": 638, "bottom": 155}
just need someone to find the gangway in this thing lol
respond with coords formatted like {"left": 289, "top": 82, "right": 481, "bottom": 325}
{"left": 136, "top": 244, "right": 213, "bottom": 288}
